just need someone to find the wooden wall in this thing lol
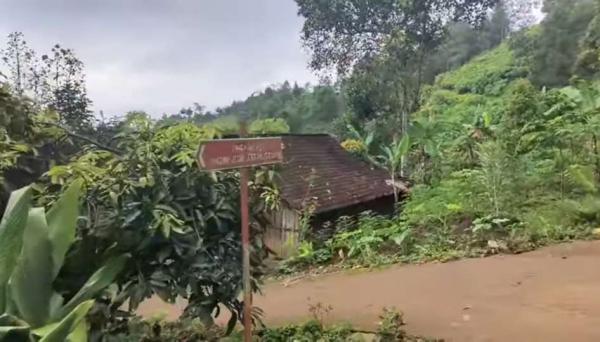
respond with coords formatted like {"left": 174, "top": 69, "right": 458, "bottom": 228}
{"left": 264, "top": 207, "right": 300, "bottom": 258}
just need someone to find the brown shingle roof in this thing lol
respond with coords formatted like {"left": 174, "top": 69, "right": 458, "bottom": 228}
{"left": 278, "top": 135, "right": 406, "bottom": 214}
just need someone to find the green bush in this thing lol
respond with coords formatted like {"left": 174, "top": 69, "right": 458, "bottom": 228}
{"left": 100, "top": 317, "right": 224, "bottom": 342}
{"left": 43, "top": 118, "right": 277, "bottom": 328}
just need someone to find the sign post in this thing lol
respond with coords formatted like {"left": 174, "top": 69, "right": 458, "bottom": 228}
{"left": 197, "top": 132, "right": 284, "bottom": 342}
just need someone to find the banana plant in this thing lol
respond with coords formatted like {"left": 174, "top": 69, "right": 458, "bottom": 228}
{"left": 0, "top": 180, "right": 127, "bottom": 342}
{"left": 378, "top": 135, "right": 411, "bottom": 203}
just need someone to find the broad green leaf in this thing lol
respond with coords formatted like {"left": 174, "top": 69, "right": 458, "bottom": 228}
{"left": 57, "top": 255, "right": 128, "bottom": 319}
{"left": 0, "top": 186, "right": 32, "bottom": 312}
{"left": 10, "top": 208, "right": 53, "bottom": 328}
{"left": 48, "top": 294, "right": 64, "bottom": 321}
{"left": 67, "top": 320, "right": 87, "bottom": 342}
{"left": 31, "top": 322, "right": 58, "bottom": 337}
{"left": 46, "top": 179, "right": 82, "bottom": 279}
{"left": 39, "top": 300, "right": 93, "bottom": 342}
{"left": 398, "top": 135, "right": 411, "bottom": 157}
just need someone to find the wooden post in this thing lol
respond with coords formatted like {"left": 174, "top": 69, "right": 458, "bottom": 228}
{"left": 239, "top": 122, "right": 252, "bottom": 342}
{"left": 196, "top": 126, "right": 284, "bottom": 342}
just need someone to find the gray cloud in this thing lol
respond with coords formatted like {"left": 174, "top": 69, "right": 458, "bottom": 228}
{"left": 0, "top": 0, "right": 316, "bottom": 117}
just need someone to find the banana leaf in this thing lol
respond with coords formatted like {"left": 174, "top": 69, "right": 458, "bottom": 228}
{"left": 10, "top": 208, "right": 54, "bottom": 327}
{"left": 56, "top": 255, "right": 128, "bottom": 319}
{"left": 37, "top": 300, "right": 93, "bottom": 342}
{"left": 0, "top": 186, "right": 32, "bottom": 312}
{"left": 46, "top": 180, "right": 82, "bottom": 279}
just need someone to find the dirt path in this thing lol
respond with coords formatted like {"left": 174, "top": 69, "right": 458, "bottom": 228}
{"left": 139, "top": 241, "right": 600, "bottom": 341}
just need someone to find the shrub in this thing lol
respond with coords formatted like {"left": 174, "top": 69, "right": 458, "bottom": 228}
{"left": 100, "top": 317, "right": 224, "bottom": 342}
{"left": 43, "top": 118, "right": 276, "bottom": 329}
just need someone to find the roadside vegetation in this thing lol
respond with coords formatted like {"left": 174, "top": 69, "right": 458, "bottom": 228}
{"left": 280, "top": 0, "right": 600, "bottom": 275}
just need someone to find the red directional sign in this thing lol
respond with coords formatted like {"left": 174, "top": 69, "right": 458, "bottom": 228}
{"left": 197, "top": 137, "right": 284, "bottom": 171}
{"left": 197, "top": 135, "right": 284, "bottom": 342}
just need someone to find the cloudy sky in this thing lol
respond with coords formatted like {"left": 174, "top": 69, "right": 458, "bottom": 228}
{"left": 0, "top": 0, "right": 316, "bottom": 117}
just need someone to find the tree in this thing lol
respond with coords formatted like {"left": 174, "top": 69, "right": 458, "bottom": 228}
{"left": 503, "top": 0, "right": 543, "bottom": 32}
{"left": 487, "top": 3, "right": 511, "bottom": 45}
{"left": 530, "top": 0, "right": 596, "bottom": 87}
{"left": 297, "top": 0, "right": 498, "bottom": 150}
{"left": 43, "top": 118, "right": 277, "bottom": 330}
{"left": 41, "top": 45, "right": 92, "bottom": 130}
{"left": 1, "top": 34, "right": 93, "bottom": 131}
{"left": 574, "top": 4, "right": 600, "bottom": 79}
{"left": 0, "top": 32, "right": 34, "bottom": 95}
{"left": 295, "top": 0, "right": 498, "bottom": 75}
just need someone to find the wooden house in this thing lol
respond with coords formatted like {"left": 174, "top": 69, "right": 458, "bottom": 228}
{"left": 264, "top": 134, "right": 409, "bottom": 256}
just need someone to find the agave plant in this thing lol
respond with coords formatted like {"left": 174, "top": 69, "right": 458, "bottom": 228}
{"left": 0, "top": 180, "right": 127, "bottom": 342}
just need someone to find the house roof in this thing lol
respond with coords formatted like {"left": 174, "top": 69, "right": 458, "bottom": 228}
{"left": 277, "top": 135, "right": 408, "bottom": 214}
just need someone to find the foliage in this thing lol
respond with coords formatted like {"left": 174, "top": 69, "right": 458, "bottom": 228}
{"left": 248, "top": 118, "right": 290, "bottom": 135}
{"left": 295, "top": 0, "right": 498, "bottom": 75}
{"left": 171, "top": 82, "right": 345, "bottom": 134}
{"left": 98, "top": 307, "right": 440, "bottom": 341}
{"left": 378, "top": 135, "right": 411, "bottom": 201}
{"left": 437, "top": 43, "right": 517, "bottom": 94}
{"left": 341, "top": 139, "right": 365, "bottom": 154}
{"left": 99, "top": 317, "right": 224, "bottom": 342}
{"left": 575, "top": 7, "right": 600, "bottom": 79}
{"left": 42, "top": 117, "right": 277, "bottom": 330}
{"left": 527, "top": 0, "right": 597, "bottom": 87}
{"left": 563, "top": 164, "right": 600, "bottom": 222}
{"left": 1, "top": 32, "right": 93, "bottom": 130}
{"left": 279, "top": 34, "right": 600, "bottom": 274}
{"left": 0, "top": 181, "right": 126, "bottom": 341}
{"left": 503, "top": 0, "right": 543, "bottom": 32}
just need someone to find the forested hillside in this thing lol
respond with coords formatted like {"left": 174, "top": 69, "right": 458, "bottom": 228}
{"left": 281, "top": 0, "right": 600, "bottom": 272}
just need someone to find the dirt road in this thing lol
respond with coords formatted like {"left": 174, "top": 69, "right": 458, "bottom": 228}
{"left": 139, "top": 241, "right": 600, "bottom": 341}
